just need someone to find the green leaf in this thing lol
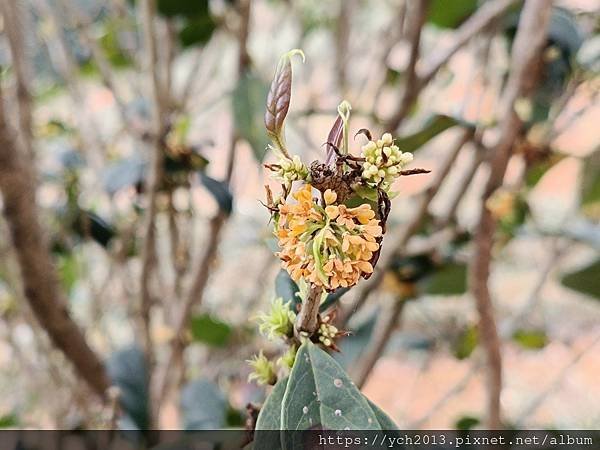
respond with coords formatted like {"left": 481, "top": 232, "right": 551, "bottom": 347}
{"left": 365, "top": 398, "right": 398, "bottom": 430}
{"left": 428, "top": 0, "right": 478, "bottom": 29}
{"left": 72, "top": 210, "right": 116, "bottom": 248}
{"left": 256, "top": 377, "right": 288, "bottom": 430}
{"left": 0, "top": 413, "right": 18, "bottom": 428}
{"left": 453, "top": 325, "right": 478, "bottom": 360}
{"left": 199, "top": 173, "right": 233, "bottom": 215}
{"left": 106, "top": 346, "right": 149, "bottom": 431}
{"left": 157, "top": 0, "right": 209, "bottom": 18}
{"left": 581, "top": 152, "right": 600, "bottom": 208}
{"left": 181, "top": 379, "right": 227, "bottom": 430}
{"left": 178, "top": 15, "right": 216, "bottom": 48}
{"left": 525, "top": 154, "right": 565, "bottom": 188}
{"left": 190, "top": 314, "right": 233, "bottom": 347}
{"left": 424, "top": 262, "right": 467, "bottom": 296}
{"left": 561, "top": 259, "right": 600, "bottom": 300}
{"left": 455, "top": 415, "right": 481, "bottom": 430}
{"left": 395, "top": 115, "right": 473, "bottom": 153}
{"left": 512, "top": 329, "right": 548, "bottom": 350}
{"left": 57, "top": 253, "right": 80, "bottom": 294}
{"left": 233, "top": 72, "right": 271, "bottom": 162}
{"left": 282, "top": 342, "right": 380, "bottom": 436}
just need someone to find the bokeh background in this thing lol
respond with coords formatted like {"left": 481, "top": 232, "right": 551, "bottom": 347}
{"left": 0, "top": 0, "right": 598, "bottom": 431}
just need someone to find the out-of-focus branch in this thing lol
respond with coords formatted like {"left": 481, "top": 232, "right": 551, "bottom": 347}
{"left": 1, "top": 1, "right": 34, "bottom": 159}
{"left": 419, "top": 0, "right": 517, "bottom": 86}
{"left": 153, "top": 0, "right": 252, "bottom": 414}
{"left": 386, "top": 0, "right": 517, "bottom": 132}
{"left": 0, "top": 85, "right": 111, "bottom": 401}
{"left": 32, "top": 0, "right": 106, "bottom": 171}
{"left": 515, "top": 333, "right": 600, "bottom": 425}
{"left": 352, "top": 296, "right": 407, "bottom": 388}
{"left": 139, "top": 0, "right": 167, "bottom": 374}
{"left": 59, "top": 0, "right": 132, "bottom": 129}
{"left": 469, "top": 0, "right": 552, "bottom": 429}
{"left": 295, "top": 284, "right": 323, "bottom": 337}
{"left": 339, "top": 129, "right": 473, "bottom": 327}
{"left": 384, "top": 0, "right": 429, "bottom": 132}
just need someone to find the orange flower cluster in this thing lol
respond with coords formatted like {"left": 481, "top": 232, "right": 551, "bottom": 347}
{"left": 276, "top": 184, "right": 383, "bottom": 290}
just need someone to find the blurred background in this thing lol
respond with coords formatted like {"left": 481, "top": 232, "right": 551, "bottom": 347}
{"left": 0, "top": 0, "right": 598, "bottom": 431}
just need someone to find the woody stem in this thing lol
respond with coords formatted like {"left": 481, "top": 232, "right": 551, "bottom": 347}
{"left": 295, "top": 284, "right": 323, "bottom": 337}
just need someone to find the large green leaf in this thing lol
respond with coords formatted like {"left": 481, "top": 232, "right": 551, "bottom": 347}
{"left": 365, "top": 398, "right": 398, "bottom": 430}
{"left": 428, "top": 0, "right": 478, "bottom": 29}
{"left": 281, "top": 342, "right": 380, "bottom": 437}
{"left": 394, "top": 115, "right": 473, "bottom": 153}
{"left": 190, "top": 314, "right": 233, "bottom": 347}
{"left": 424, "top": 262, "right": 467, "bottom": 296}
{"left": 233, "top": 73, "right": 271, "bottom": 162}
{"left": 561, "top": 259, "right": 600, "bottom": 300}
{"left": 180, "top": 379, "right": 227, "bottom": 430}
{"left": 256, "top": 377, "right": 288, "bottom": 430}
{"left": 106, "top": 347, "right": 149, "bottom": 431}
{"left": 72, "top": 210, "right": 116, "bottom": 248}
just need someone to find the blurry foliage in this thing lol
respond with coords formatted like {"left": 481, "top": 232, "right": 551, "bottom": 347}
{"left": 427, "top": 0, "right": 478, "bottom": 29}
{"left": 233, "top": 73, "right": 271, "bottom": 162}
{"left": 561, "top": 259, "right": 600, "bottom": 300}
{"left": 512, "top": 329, "right": 548, "bottom": 350}
{"left": 452, "top": 324, "right": 478, "bottom": 360}
{"left": 190, "top": 313, "right": 233, "bottom": 347}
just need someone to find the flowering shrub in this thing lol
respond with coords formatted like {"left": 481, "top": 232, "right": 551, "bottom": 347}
{"left": 247, "top": 51, "right": 429, "bottom": 434}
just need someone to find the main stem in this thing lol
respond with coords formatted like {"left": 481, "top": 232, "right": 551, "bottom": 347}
{"left": 295, "top": 284, "right": 323, "bottom": 337}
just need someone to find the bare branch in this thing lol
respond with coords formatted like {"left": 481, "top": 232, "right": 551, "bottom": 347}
{"left": 384, "top": 0, "right": 430, "bottom": 132}
{"left": 0, "top": 85, "right": 110, "bottom": 400}
{"left": 469, "top": 0, "right": 552, "bottom": 429}
{"left": 295, "top": 284, "right": 323, "bottom": 337}
{"left": 352, "top": 296, "right": 406, "bottom": 388}
{"left": 0, "top": 1, "right": 34, "bottom": 158}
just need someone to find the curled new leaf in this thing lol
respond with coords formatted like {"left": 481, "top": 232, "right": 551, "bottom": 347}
{"left": 264, "top": 49, "right": 305, "bottom": 159}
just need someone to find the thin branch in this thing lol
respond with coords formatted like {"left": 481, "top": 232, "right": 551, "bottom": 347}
{"left": 352, "top": 296, "right": 406, "bottom": 388}
{"left": 0, "top": 1, "right": 34, "bottom": 158}
{"left": 386, "top": 0, "right": 517, "bottom": 132}
{"left": 384, "top": 0, "right": 430, "bottom": 132}
{"left": 515, "top": 332, "right": 600, "bottom": 425}
{"left": 469, "top": 0, "right": 552, "bottom": 428}
{"left": 0, "top": 85, "right": 110, "bottom": 400}
{"left": 138, "top": 0, "right": 167, "bottom": 382}
{"left": 295, "top": 284, "right": 323, "bottom": 337}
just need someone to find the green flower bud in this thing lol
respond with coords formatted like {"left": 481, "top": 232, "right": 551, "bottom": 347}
{"left": 247, "top": 351, "right": 277, "bottom": 385}
{"left": 277, "top": 344, "right": 298, "bottom": 369}
{"left": 360, "top": 133, "right": 413, "bottom": 191}
{"left": 257, "top": 297, "right": 296, "bottom": 340}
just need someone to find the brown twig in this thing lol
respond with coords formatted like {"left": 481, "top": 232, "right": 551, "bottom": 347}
{"left": 0, "top": 84, "right": 111, "bottom": 401}
{"left": 385, "top": 0, "right": 517, "bottom": 132}
{"left": 295, "top": 284, "right": 324, "bottom": 337}
{"left": 138, "top": 0, "right": 168, "bottom": 415}
{"left": 469, "top": 0, "right": 552, "bottom": 429}
{"left": 384, "top": 0, "right": 430, "bottom": 132}
{"left": 352, "top": 296, "right": 407, "bottom": 388}
{"left": 0, "top": 1, "right": 34, "bottom": 159}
